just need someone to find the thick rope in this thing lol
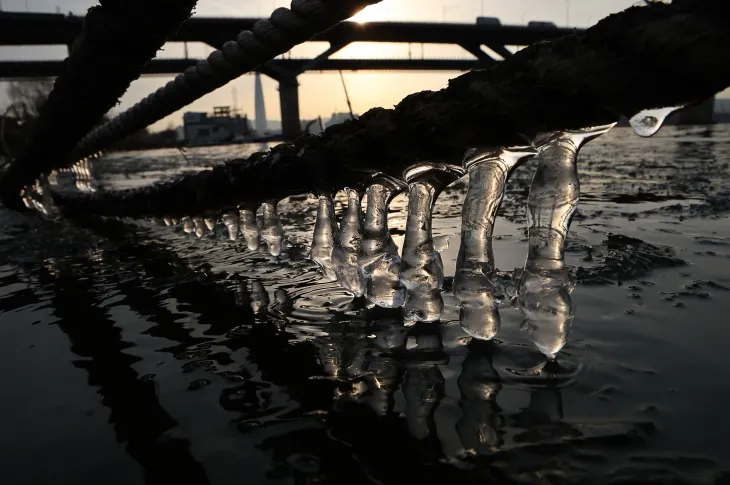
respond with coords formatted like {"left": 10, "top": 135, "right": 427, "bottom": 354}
{"left": 51, "top": 0, "right": 730, "bottom": 220}
{"left": 0, "top": 0, "right": 199, "bottom": 211}
{"left": 68, "top": 0, "right": 383, "bottom": 164}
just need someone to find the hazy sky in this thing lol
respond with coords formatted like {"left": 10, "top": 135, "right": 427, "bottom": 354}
{"left": 1, "top": 0, "right": 728, "bottom": 130}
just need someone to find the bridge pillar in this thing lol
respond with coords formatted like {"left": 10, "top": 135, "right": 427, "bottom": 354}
{"left": 676, "top": 96, "right": 715, "bottom": 125}
{"left": 278, "top": 76, "right": 301, "bottom": 141}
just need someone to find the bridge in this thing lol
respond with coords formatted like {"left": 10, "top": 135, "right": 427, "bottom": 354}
{"left": 0, "top": 12, "right": 715, "bottom": 137}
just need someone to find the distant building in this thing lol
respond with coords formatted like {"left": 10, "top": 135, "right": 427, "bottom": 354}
{"left": 476, "top": 17, "right": 501, "bottom": 25}
{"left": 254, "top": 72, "right": 268, "bottom": 135}
{"left": 527, "top": 21, "right": 558, "bottom": 29}
{"left": 182, "top": 106, "right": 252, "bottom": 146}
{"left": 324, "top": 112, "right": 354, "bottom": 128}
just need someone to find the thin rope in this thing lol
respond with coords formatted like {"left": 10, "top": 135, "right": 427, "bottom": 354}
{"left": 51, "top": 0, "right": 730, "bottom": 219}
{"left": 68, "top": 0, "right": 383, "bottom": 162}
{"left": 0, "top": 0, "right": 199, "bottom": 210}
{"left": 0, "top": 0, "right": 383, "bottom": 210}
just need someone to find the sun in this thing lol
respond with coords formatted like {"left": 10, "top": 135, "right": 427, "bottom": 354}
{"left": 349, "top": 6, "right": 384, "bottom": 23}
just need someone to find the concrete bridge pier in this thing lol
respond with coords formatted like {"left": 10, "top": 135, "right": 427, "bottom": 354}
{"left": 278, "top": 75, "right": 301, "bottom": 141}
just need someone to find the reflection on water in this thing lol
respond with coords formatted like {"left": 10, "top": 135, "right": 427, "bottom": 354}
{"left": 3, "top": 126, "right": 730, "bottom": 484}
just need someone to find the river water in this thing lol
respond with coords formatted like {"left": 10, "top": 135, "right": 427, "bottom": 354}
{"left": 1, "top": 125, "right": 729, "bottom": 485}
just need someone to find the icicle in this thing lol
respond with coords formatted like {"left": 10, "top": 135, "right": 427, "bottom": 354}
{"left": 204, "top": 217, "right": 217, "bottom": 232}
{"left": 163, "top": 217, "right": 176, "bottom": 226}
{"left": 239, "top": 207, "right": 260, "bottom": 250}
{"left": 310, "top": 193, "right": 338, "bottom": 280}
{"left": 454, "top": 146, "right": 537, "bottom": 340}
{"left": 358, "top": 176, "right": 406, "bottom": 308}
{"left": 260, "top": 200, "right": 285, "bottom": 257}
{"left": 192, "top": 216, "right": 206, "bottom": 238}
{"left": 400, "top": 164, "right": 463, "bottom": 323}
{"left": 629, "top": 105, "right": 684, "bottom": 137}
{"left": 182, "top": 216, "right": 195, "bottom": 234}
{"left": 222, "top": 212, "right": 239, "bottom": 240}
{"left": 331, "top": 188, "right": 365, "bottom": 296}
{"left": 456, "top": 343, "right": 502, "bottom": 454}
{"left": 250, "top": 280, "right": 270, "bottom": 314}
{"left": 518, "top": 124, "right": 614, "bottom": 359}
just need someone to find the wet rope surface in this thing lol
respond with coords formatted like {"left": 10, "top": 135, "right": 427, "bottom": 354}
{"left": 0, "top": 0, "right": 199, "bottom": 211}
{"left": 49, "top": 0, "right": 730, "bottom": 220}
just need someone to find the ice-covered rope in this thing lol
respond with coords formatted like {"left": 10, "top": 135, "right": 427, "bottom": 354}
{"left": 49, "top": 0, "right": 730, "bottom": 219}
{"left": 0, "top": 0, "right": 383, "bottom": 210}
{"left": 0, "top": 0, "right": 199, "bottom": 211}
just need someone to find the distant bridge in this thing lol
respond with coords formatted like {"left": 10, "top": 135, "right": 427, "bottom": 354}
{"left": 0, "top": 11, "right": 587, "bottom": 137}
{"left": 0, "top": 58, "right": 484, "bottom": 78}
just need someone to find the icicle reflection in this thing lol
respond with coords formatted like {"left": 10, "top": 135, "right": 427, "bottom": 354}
{"left": 331, "top": 188, "right": 365, "bottom": 296}
{"left": 454, "top": 146, "right": 537, "bottom": 340}
{"left": 358, "top": 177, "right": 406, "bottom": 308}
{"left": 400, "top": 164, "right": 463, "bottom": 323}
{"left": 260, "top": 200, "right": 285, "bottom": 257}
{"left": 270, "top": 288, "right": 293, "bottom": 315}
{"left": 250, "top": 280, "right": 270, "bottom": 314}
{"left": 518, "top": 125, "right": 614, "bottom": 359}
{"left": 402, "top": 324, "right": 446, "bottom": 440}
{"left": 456, "top": 342, "right": 503, "bottom": 454}
{"left": 310, "top": 193, "right": 338, "bottom": 281}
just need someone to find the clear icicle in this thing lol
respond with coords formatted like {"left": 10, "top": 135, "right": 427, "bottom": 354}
{"left": 239, "top": 207, "right": 260, "bottom": 250}
{"left": 454, "top": 146, "right": 537, "bottom": 340}
{"left": 331, "top": 188, "right": 366, "bottom": 296}
{"left": 310, "top": 193, "right": 338, "bottom": 281}
{"left": 518, "top": 124, "right": 614, "bottom": 359}
{"left": 204, "top": 217, "right": 217, "bottom": 232}
{"left": 182, "top": 216, "right": 195, "bottom": 234}
{"left": 629, "top": 105, "right": 684, "bottom": 137}
{"left": 260, "top": 201, "right": 285, "bottom": 257}
{"left": 222, "top": 212, "right": 239, "bottom": 241}
{"left": 358, "top": 177, "right": 406, "bottom": 308}
{"left": 192, "top": 216, "right": 206, "bottom": 238}
{"left": 456, "top": 344, "right": 502, "bottom": 454}
{"left": 400, "top": 164, "right": 462, "bottom": 323}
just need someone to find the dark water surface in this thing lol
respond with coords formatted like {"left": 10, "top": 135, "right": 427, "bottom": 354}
{"left": 1, "top": 126, "right": 730, "bottom": 485}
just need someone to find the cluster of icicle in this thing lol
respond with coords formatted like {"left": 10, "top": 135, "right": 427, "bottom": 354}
{"left": 300, "top": 107, "right": 673, "bottom": 360}
{"left": 25, "top": 106, "right": 678, "bottom": 361}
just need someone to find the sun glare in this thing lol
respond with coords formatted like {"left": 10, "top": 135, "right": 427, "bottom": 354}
{"left": 349, "top": 8, "right": 380, "bottom": 24}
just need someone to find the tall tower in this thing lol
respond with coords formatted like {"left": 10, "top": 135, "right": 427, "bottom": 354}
{"left": 254, "top": 72, "right": 268, "bottom": 135}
